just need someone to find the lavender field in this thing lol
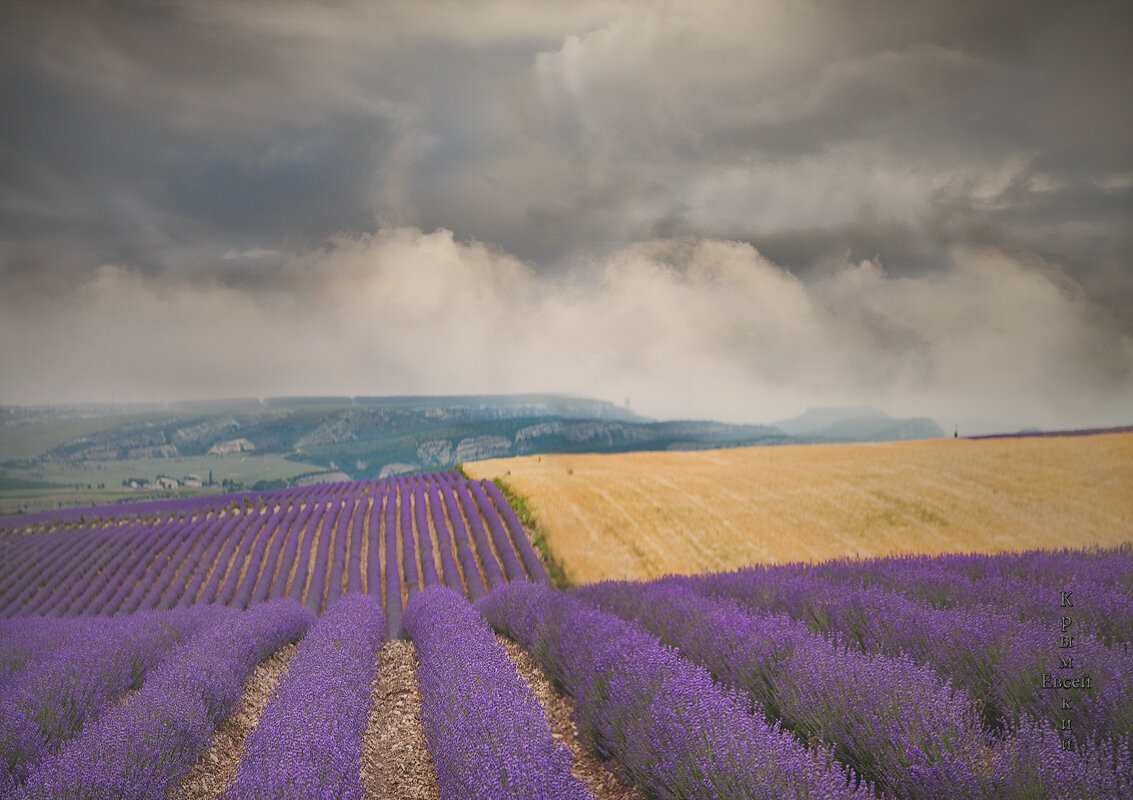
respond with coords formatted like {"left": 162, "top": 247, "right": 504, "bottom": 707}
{"left": 0, "top": 474, "right": 1130, "bottom": 799}
{"left": 0, "top": 470, "right": 545, "bottom": 625}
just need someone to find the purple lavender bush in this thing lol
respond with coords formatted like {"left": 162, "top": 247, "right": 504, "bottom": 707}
{"left": 400, "top": 480, "right": 421, "bottom": 598}
{"left": 688, "top": 572, "right": 1133, "bottom": 746}
{"left": 225, "top": 593, "right": 384, "bottom": 800}
{"left": 267, "top": 502, "right": 314, "bottom": 601}
{"left": 175, "top": 510, "right": 251, "bottom": 609}
{"left": 577, "top": 579, "right": 1101, "bottom": 800}
{"left": 468, "top": 481, "right": 525, "bottom": 581}
{"left": 0, "top": 616, "right": 88, "bottom": 692}
{"left": 412, "top": 488, "right": 440, "bottom": 587}
{"left": 455, "top": 483, "right": 505, "bottom": 589}
{"left": 346, "top": 496, "right": 367, "bottom": 595}
{"left": 16, "top": 599, "right": 313, "bottom": 800}
{"left": 366, "top": 491, "right": 385, "bottom": 603}
{"left": 304, "top": 500, "right": 341, "bottom": 612}
{"left": 426, "top": 486, "right": 465, "bottom": 593}
{"left": 287, "top": 500, "right": 328, "bottom": 604}
{"left": 323, "top": 498, "right": 354, "bottom": 609}
{"left": 482, "top": 480, "right": 548, "bottom": 583}
{"left": 442, "top": 485, "right": 486, "bottom": 600}
{"left": 477, "top": 581, "right": 874, "bottom": 800}
{"left": 383, "top": 488, "right": 403, "bottom": 639}
{"left": 2, "top": 605, "right": 232, "bottom": 796}
{"left": 404, "top": 585, "right": 589, "bottom": 800}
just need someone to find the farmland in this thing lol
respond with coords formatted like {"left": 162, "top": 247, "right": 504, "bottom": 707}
{"left": 465, "top": 431, "right": 1133, "bottom": 583}
{"left": 1, "top": 461, "right": 1131, "bottom": 798}
{"left": 0, "top": 470, "right": 546, "bottom": 625}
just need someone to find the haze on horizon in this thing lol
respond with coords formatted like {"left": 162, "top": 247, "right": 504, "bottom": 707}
{"left": 1, "top": 1, "right": 1131, "bottom": 436}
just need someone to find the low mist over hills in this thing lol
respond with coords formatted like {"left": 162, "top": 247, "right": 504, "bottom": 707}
{"left": 773, "top": 407, "right": 946, "bottom": 441}
{"left": 0, "top": 395, "right": 946, "bottom": 513}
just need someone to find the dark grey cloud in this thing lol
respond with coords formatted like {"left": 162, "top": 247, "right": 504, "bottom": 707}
{"left": 1, "top": 0, "right": 1131, "bottom": 432}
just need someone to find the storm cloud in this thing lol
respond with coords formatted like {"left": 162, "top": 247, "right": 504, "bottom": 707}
{"left": 1, "top": 0, "right": 1131, "bottom": 433}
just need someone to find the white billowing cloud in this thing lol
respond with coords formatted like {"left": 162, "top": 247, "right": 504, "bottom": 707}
{"left": 3, "top": 229, "right": 1129, "bottom": 433}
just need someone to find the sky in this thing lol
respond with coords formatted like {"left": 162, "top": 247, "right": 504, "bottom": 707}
{"left": 1, "top": 0, "right": 1131, "bottom": 434}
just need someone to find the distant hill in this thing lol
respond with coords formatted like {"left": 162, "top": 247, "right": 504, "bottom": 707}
{"left": 772, "top": 407, "right": 945, "bottom": 442}
{"left": 0, "top": 396, "right": 946, "bottom": 513}
{"left": 1, "top": 398, "right": 948, "bottom": 479}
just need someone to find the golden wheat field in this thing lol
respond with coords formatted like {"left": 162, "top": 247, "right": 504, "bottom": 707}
{"left": 465, "top": 432, "right": 1133, "bottom": 584}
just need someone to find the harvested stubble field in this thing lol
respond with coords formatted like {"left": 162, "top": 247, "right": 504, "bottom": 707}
{"left": 466, "top": 431, "right": 1133, "bottom": 584}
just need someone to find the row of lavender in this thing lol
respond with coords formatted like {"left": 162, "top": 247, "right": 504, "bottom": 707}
{"left": 2, "top": 601, "right": 313, "bottom": 798}
{"left": 557, "top": 546, "right": 1132, "bottom": 798}
{"left": 0, "top": 472, "right": 546, "bottom": 624}
{"left": 2, "top": 596, "right": 383, "bottom": 799}
{"left": 664, "top": 548, "right": 1133, "bottom": 744}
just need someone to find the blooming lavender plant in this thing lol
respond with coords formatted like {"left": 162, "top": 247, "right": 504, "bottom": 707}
{"left": 17, "top": 599, "right": 313, "bottom": 800}
{"left": 1, "top": 606, "right": 228, "bottom": 795}
{"left": 285, "top": 496, "right": 330, "bottom": 602}
{"left": 267, "top": 501, "right": 315, "bottom": 601}
{"left": 29, "top": 521, "right": 151, "bottom": 615}
{"left": 787, "top": 548, "right": 1133, "bottom": 649}
{"left": 384, "top": 487, "right": 404, "bottom": 638}
{"left": 346, "top": 495, "right": 367, "bottom": 595}
{"left": 215, "top": 513, "right": 272, "bottom": 607}
{"left": 37, "top": 523, "right": 149, "bottom": 615}
{"left": 400, "top": 479, "right": 421, "bottom": 598}
{"left": 366, "top": 493, "right": 385, "bottom": 602}
{"left": 137, "top": 513, "right": 215, "bottom": 610}
{"left": 118, "top": 516, "right": 206, "bottom": 611}
{"left": 198, "top": 510, "right": 260, "bottom": 605}
{"left": 688, "top": 571, "right": 1133, "bottom": 745}
{"left": 412, "top": 487, "right": 440, "bottom": 587}
{"left": 426, "top": 486, "right": 465, "bottom": 593}
{"left": 404, "top": 585, "right": 589, "bottom": 800}
{"left": 329, "top": 498, "right": 359, "bottom": 609}
{"left": 1, "top": 530, "right": 107, "bottom": 614}
{"left": 477, "top": 581, "right": 874, "bottom": 800}
{"left": 455, "top": 482, "right": 505, "bottom": 589}
{"left": 118, "top": 521, "right": 197, "bottom": 614}
{"left": 577, "top": 579, "right": 1080, "bottom": 799}
{"left": 225, "top": 593, "right": 383, "bottom": 800}
{"left": 442, "top": 484, "right": 486, "bottom": 600}
{"left": 248, "top": 505, "right": 299, "bottom": 604}
{"left": 482, "top": 480, "right": 548, "bottom": 583}
{"left": 175, "top": 510, "right": 251, "bottom": 609}
{"left": 35, "top": 527, "right": 135, "bottom": 615}
{"left": 231, "top": 506, "right": 289, "bottom": 609}
{"left": 300, "top": 499, "right": 341, "bottom": 611}
{"left": 0, "top": 616, "right": 88, "bottom": 691}
{"left": 469, "top": 481, "right": 526, "bottom": 581}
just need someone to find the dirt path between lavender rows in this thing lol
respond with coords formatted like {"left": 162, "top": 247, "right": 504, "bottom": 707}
{"left": 360, "top": 639, "right": 439, "bottom": 800}
{"left": 171, "top": 641, "right": 297, "bottom": 800}
{"left": 497, "top": 635, "right": 646, "bottom": 800}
